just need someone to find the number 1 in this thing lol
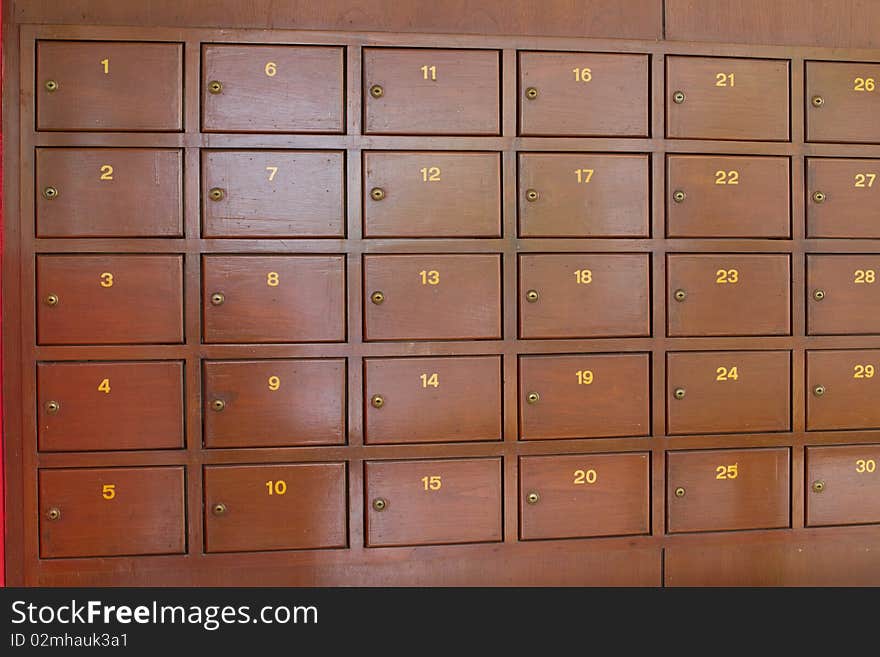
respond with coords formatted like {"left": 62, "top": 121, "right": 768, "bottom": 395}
{"left": 101, "top": 58, "right": 109, "bottom": 74}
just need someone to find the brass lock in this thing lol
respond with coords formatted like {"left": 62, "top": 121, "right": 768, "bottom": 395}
{"left": 673, "top": 388, "right": 686, "bottom": 400}
{"left": 813, "top": 385, "right": 826, "bottom": 397}
{"left": 525, "top": 87, "right": 539, "bottom": 100}
{"left": 45, "top": 400, "right": 61, "bottom": 414}
{"left": 211, "top": 292, "right": 225, "bottom": 306}
{"left": 46, "top": 507, "right": 61, "bottom": 521}
{"left": 811, "top": 480, "right": 825, "bottom": 493}
{"left": 526, "top": 392, "right": 540, "bottom": 404}
{"left": 525, "top": 189, "right": 539, "bottom": 202}
{"left": 672, "top": 90, "right": 686, "bottom": 104}
{"left": 369, "top": 84, "right": 384, "bottom": 99}
{"left": 370, "top": 291, "right": 385, "bottom": 305}
{"left": 812, "top": 191, "right": 826, "bottom": 203}
{"left": 672, "top": 190, "right": 686, "bottom": 203}
{"left": 209, "top": 187, "right": 225, "bottom": 202}
{"left": 811, "top": 95, "right": 824, "bottom": 108}
{"left": 526, "top": 289, "right": 539, "bottom": 303}
{"left": 211, "top": 399, "right": 226, "bottom": 412}
{"left": 212, "top": 503, "right": 227, "bottom": 516}
{"left": 372, "top": 498, "right": 387, "bottom": 511}
{"left": 526, "top": 491, "right": 540, "bottom": 505}
{"left": 370, "top": 187, "right": 386, "bottom": 201}
{"left": 674, "top": 289, "right": 687, "bottom": 302}
{"left": 45, "top": 79, "right": 59, "bottom": 92}
{"left": 208, "top": 80, "right": 223, "bottom": 94}
{"left": 812, "top": 289, "right": 826, "bottom": 302}
{"left": 45, "top": 294, "right": 60, "bottom": 307}
{"left": 371, "top": 394, "right": 385, "bottom": 409}
{"left": 674, "top": 487, "right": 686, "bottom": 498}
{"left": 42, "top": 186, "right": 59, "bottom": 200}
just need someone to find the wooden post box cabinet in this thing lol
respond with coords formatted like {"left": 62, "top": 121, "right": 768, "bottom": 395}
{"left": 5, "top": 13, "right": 880, "bottom": 587}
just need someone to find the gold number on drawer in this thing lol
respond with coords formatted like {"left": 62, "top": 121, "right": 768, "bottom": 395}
{"left": 573, "top": 469, "right": 597, "bottom": 485}
{"left": 574, "top": 168, "right": 594, "bottom": 184}
{"left": 854, "top": 77, "right": 876, "bottom": 91}
{"left": 99, "top": 272, "right": 114, "bottom": 288}
{"left": 854, "top": 364, "right": 875, "bottom": 379}
{"left": 267, "top": 272, "right": 280, "bottom": 287}
{"left": 854, "top": 173, "right": 877, "bottom": 188}
{"left": 420, "top": 65, "right": 437, "bottom": 81}
{"left": 419, "top": 270, "right": 440, "bottom": 285}
{"left": 98, "top": 378, "right": 111, "bottom": 394}
{"left": 101, "top": 58, "right": 109, "bottom": 74}
{"left": 574, "top": 269, "right": 593, "bottom": 284}
{"left": 576, "top": 370, "right": 594, "bottom": 385}
{"left": 102, "top": 484, "right": 116, "bottom": 500}
{"left": 856, "top": 459, "right": 877, "bottom": 473}
{"left": 265, "top": 61, "right": 277, "bottom": 77}
{"left": 99, "top": 165, "right": 114, "bottom": 181}
{"left": 268, "top": 375, "right": 281, "bottom": 391}
{"left": 420, "top": 166, "right": 441, "bottom": 182}
{"left": 266, "top": 166, "right": 278, "bottom": 181}
{"left": 714, "top": 170, "right": 739, "bottom": 185}
{"left": 420, "top": 373, "right": 439, "bottom": 388}
{"left": 715, "top": 463, "right": 738, "bottom": 479}
{"left": 715, "top": 269, "right": 739, "bottom": 284}
{"left": 715, "top": 366, "right": 739, "bottom": 381}
{"left": 715, "top": 72, "right": 735, "bottom": 87}
{"left": 421, "top": 475, "right": 442, "bottom": 491}
{"left": 854, "top": 269, "right": 876, "bottom": 284}
{"left": 265, "top": 480, "right": 287, "bottom": 495}
{"left": 572, "top": 67, "right": 592, "bottom": 82}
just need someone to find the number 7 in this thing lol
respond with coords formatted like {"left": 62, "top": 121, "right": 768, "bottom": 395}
{"left": 266, "top": 166, "right": 278, "bottom": 181}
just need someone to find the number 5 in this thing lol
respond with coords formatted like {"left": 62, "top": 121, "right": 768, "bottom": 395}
{"left": 102, "top": 484, "right": 116, "bottom": 500}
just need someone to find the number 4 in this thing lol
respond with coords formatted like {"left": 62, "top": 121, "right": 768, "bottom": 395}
{"left": 98, "top": 378, "right": 111, "bottom": 394}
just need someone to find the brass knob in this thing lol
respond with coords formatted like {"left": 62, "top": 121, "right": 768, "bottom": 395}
{"left": 526, "top": 392, "right": 540, "bottom": 404}
{"left": 813, "top": 385, "right": 826, "bottom": 397}
{"left": 812, "top": 289, "right": 825, "bottom": 302}
{"left": 672, "top": 190, "right": 686, "bottom": 203}
{"left": 674, "top": 289, "right": 687, "bottom": 302}
{"left": 526, "top": 289, "right": 539, "bottom": 303}
{"left": 369, "top": 84, "right": 384, "bottom": 99}
{"left": 525, "top": 189, "right": 539, "bottom": 202}
{"left": 370, "top": 291, "right": 385, "bottom": 305}
{"left": 370, "top": 187, "right": 386, "bottom": 201}
{"left": 210, "top": 292, "right": 225, "bottom": 306}
{"left": 208, "top": 80, "right": 223, "bottom": 94}
{"left": 42, "top": 186, "right": 59, "bottom": 200}
{"left": 672, "top": 90, "right": 686, "bottom": 104}
{"left": 372, "top": 498, "right": 387, "bottom": 511}
{"left": 674, "top": 487, "right": 686, "bottom": 498}
{"left": 212, "top": 503, "right": 227, "bottom": 515}
{"left": 44, "top": 294, "right": 59, "bottom": 306}
{"left": 811, "top": 480, "right": 825, "bottom": 493}
{"left": 811, "top": 95, "right": 824, "bottom": 108}
{"left": 209, "top": 187, "right": 225, "bottom": 202}
{"left": 673, "top": 388, "right": 686, "bottom": 400}
{"left": 211, "top": 399, "right": 226, "bottom": 412}
{"left": 44, "top": 79, "right": 59, "bottom": 92}
{"left": 371, "top": 394, "right": 385, "bottom": 409}
{"left": 526, "top": 491, "right": 540, "bottom": 505}
{"left": 525, "top": 87, "right": 539, "bottom": 100}
{"left": 46, "top": 507, "right": 61, "bottom": 521}
{"left": 45, "top": 400, "right": 60, "bottom": 414}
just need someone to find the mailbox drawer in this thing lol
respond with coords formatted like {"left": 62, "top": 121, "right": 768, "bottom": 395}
{"left": 202, "top": 150, "right": 345, "bottom": 238}
{"left": 39, "top": 466, "right": 185, "bottom": 558}
{"left": 38, "top": 361, "right": 184, "bottom": 452}
{"left": 365, "top": 457, "right": 502, "bottom": 547}
{"left": 37, "top": 255, "right": 184, "bottom": 345}
{"left": 807, "top": 445, "right": 880, "bottom": 527}
{"left": 667, "top": 448, "right": 790, "bottom": 533}
{"left": 37, "top": 41, "right": 182, "bottom": 131}
{"left": 363, "top": 151, "right": 501, "bottom": 238}
{"left": 666, "top": 155, "right": 790, "bottom": 238}
{"left": 519, "top": 353, "right": 650, "bottom": 440}
{"left": 363, "top": 254, "right": 501, "bottom": 341}
{"left": 667, "top": 254, "right": 790, "bottom": 337}
{"left": 518, "top": 153, "right": 649, "bottom": 238}
{"left": 807, "top": 158, "right": 880, "bottom": 238}
{"left": 806, "top": 61, "right": 880, "bottom": 143}
{"left": 202, "top": 44, "right": 344, "bottom": 133}
{"left": 518, "top": 51, "right": 649, "bottom": 137}
{"left": 365, "top": 356, "right": 502, "bottom": 444}
{"left": 519, "top": 452, "right": 650, "bottom": 540}
{"left": 519, "top": 253, "right": 650, "bottom": 339}
{"left": 666, "top": 56, "right": 789, "bottom": 141}
{"left": 204, "top": 359, "right": 346, "bottom": 448}
{"left": 363, "top": 48, "right": 500, "bottom": 135}
{"left": 807, "top": 255, "right": 880, "bottom": 335}
{"left": 807, "top": 350, "right": 880, "bottom": 431}
{"left": 667, "top": 351, "right": 791, "bottom": 435}
{"left": 205, "top": 463, "right": 347, "bottom": 552}
{"left": 203, "top": 255, "right": 346, "bottom": 343}
{"left": 36, "top": 148, "right": 183, "bottom": 238}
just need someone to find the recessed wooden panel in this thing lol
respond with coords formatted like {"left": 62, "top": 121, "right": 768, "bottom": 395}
{"left": 807, "top": 350, "right": 880, "bottom": 431}
{"left": 363, "top": 151, "right": 501, "bottom": 237}
{"left": 519, "top": 253, "right": 650, "bottom": 339}
{"left": 202, "top": 45, "right": 344, "bottom": 133}
{"left": 519, "top": 452, "right": 650, "bottom": 540}
{"left": 36, "top": 255, "right": 184, "bottom": 345}
{"left": 363, "top": 254, "right": 501, "bottom": 341}
{"left": 365, "top": 458, "right": 502, "bottom": 547}
{"left": 39, "top": 466, "right": 186, "bottom": 558}
{"left": 518, "top": 51, "right": 649, "bottom": 137}
{"left": 204, "top": 359, "right": 346, "bottom": 448}
{"left": 37, "top": 41, "right": 182, "bottom": 131}
{"left": 363, "top": 48, "right": 500, "bottom": 135}
{"left": 666, "top": 155, "right": 790, "bottom": 238}
{"left": 36, "top": 148, "right": 183, "bottom": 238}
{"left": 666, "top": 56, "right": 789, "bottom": 141}
{"left": 519, "top": 353, "right": 650, "bottom": 440}
{"left": 204, "top": 463, "right": 347, "bottom": 552}
{"left": 517, "top": 153, "right": 649, "bottom": 238}
{"left": 667, "top": 448, "right": 790, "bottom": 533}
{"left": 364, "top": 356, "right": 502, "bottom": 444}
{"left": 807, "top": 158, "right": 880, "bottom": 238}
{"left": 37, "top": 361, "right": 184, "bottom": 452}
{"left": 806, "top": 445, "right": 880, "bottom": 527}
{"left": 202, "top": 150, "right": 345, "bottom": 238}
{"left": 806, "top": 61, "right": 880, "bottom": 144}
{"left": 807, "top": 255, "right": 880, "bottom": 335}
{"left": 666, "top": 351, "right": 791, "bottom": 435}
{"left": 667, "top": 254, "right": 791, "bottom": 337}
{"left": 202, "top": 255, "right": 346, "bottom": 343}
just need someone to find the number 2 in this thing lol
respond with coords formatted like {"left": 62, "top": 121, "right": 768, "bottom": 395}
{"left": 573, "top": 469, "right": 597, "bottom": 484}
{"left": 715, "top": 170, "right": 739, "bottom": 185}
{"left": 854, "top": 364, "right": 875, "bottom": 379}
{"left": 855, "top": 173, "right": 877, "bottom": 188}
{"left": 715, "top": 72, "right": 734, "bottom": 86}
{"left": 715, "top": 464, "right": 738, "bottom": 479}
{"left": 100, "top": 165, "right": 114, "bottom": 180}
{"left": 715, "top": 269, "right": 739, "bottom": 284}
{"left": 854, "top": 77, "right": 876, "bottom": 91}
{"left": 716, "top": 366, "right": 739, "bottom": 381}
{"left": 854, "top": 269, "right": 876, "bottom": 284}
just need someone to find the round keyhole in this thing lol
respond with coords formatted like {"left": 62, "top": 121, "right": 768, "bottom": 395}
{"left": 674, "top": 487, "right": 686, "bottom": 498}
{"left": 46, "top": 507, "right": 61, "bottom": 520}
{"left": 371, "top": 394, "right": 385, "bottom": 409}
{"left": 811, "top": 480, "right": 825, "bottom": 493}
{"left": 812, "top": 289, "right": 826, "bottom": 302}
{"left": 45, "top": 294, "right": 59, "bottom": 307}
{"left": 208, "top": 80, "right": 223, "bottom": 94}
{"left": 525, "top": 87, "right": 538, "bottom": 100}
{"left": 372, "top": 498, "right": 387, "bottom": 511}
{"left": 211, "top": 399, "right": 226, "bottom": 412}
{"left": 813, "top": 385, "right": 826, "bottom": 397}
{"left": 370, "top": 291, "right": 385, "bottom": 305}
{"left": 209, "top": 188, "right": 225, "bottom": 202}
{"left": 811, "top": 95, "right": 824, "bottom": 108}
{"left": 674, "top": 289, "right": 687, "bottom": 302}
{"left": 526, "top": 492, "right": 540, "bottom": 505}
{"left": 45, "top": 400, "right": 61, "bottom": 414}
{"left": 673, "top": 190, "right": 686, "bottom": 203}
{"left": 211, "top": 293, "right": 225, "bottom": 306}
{"left": 526, "top": 289, "right": 539, "bottom": 303}
{"left": 674, "top": 388, "right": 686, "bottom": 400}
{"left": 45, "top": 80, "right": 59, "bottom": 92}
{"left": 42, "top": 186, "right": 59, "bottom": 200}
{"left": 673, "top": 90, "right": 686, "bottom": 104}
{"left": 526, "top": 392, "right": 540, "bottom": 404}
{"left": 370, "top": 84, "right": 384, "bottom": 99}
{"left": 212, "top": 503, "right": 227, "bottom": 515}
{"left": 370, "top": 187, "right": 386, "bottom": 201}
{"left": 812, "top": 191, "right": 826, "bottom": 203}
{"left": 525, "top": 189, "right": 539, "bottom": 202}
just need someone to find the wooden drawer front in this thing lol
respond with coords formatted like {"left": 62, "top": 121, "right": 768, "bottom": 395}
{"left": 39, "top": 466, "right": 186, "bottom": 558}
{"left": 36, "top": 148, "right": 183, "bottom": 237}
{"left": 807, "top": 158, "right": 880, "bottom": 238}
{"left": 38, "top": 361, "right": 184, "bottom": 452}
{"left": 807, "top": 61, "right": 880, "bottom": 143}
{"left": 365, "top": 458, "right": 502, "bottom": 547}
{"left": 519, "top": 452, "right": 650, "bottom": 540}
{"left": 202, "top": 45, "right": 344, "bottom": 133}
{"left": 519, "top": 353, "right": 650, "bottom": 440}
{"left": 806, "top": 445, "right": 880, "bottom": 527}
{"left": 807, "top": 350, "right": 880, "bottom": 431}
{"left": 667, "top": 448, "right": 790, "bottom": 533}
{"left": 364, "top": 356, "right": 502, "bottom": 444}
{"left": 204, "top": 463, "right": 348, "bottom": 552}
{"left": 363, "top": 151, "right": 501, "bottom": 237}
{"left": 37, "top": 255, "right": 184, "bottom": 345}
{"left": 807, "top": 255, "right": 880, "bottom": 335}
{"left": 202, "top": 150, "right": 345, "bottom": 238}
